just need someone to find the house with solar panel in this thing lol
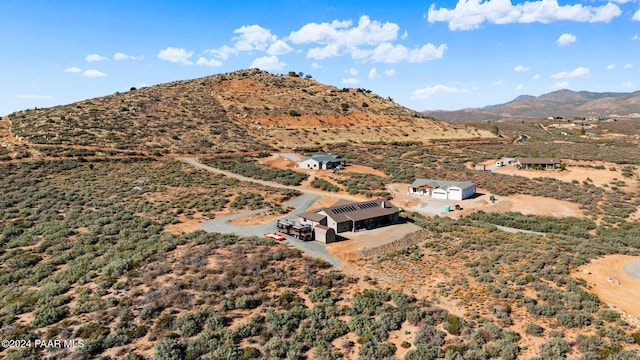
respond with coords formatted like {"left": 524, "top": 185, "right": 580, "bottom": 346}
{"left": 409, "top": 179, "right": 476, "bottom": 201}
{"left": 296, "top": 153, "right": 345, "bottom": 170}
{"left": 297, "top": 198, "right": 400, "bottom": 234}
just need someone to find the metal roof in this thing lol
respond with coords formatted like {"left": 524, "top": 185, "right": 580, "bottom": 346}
{"left": 410, "top": 178, "right": 475, "bottom": 190}
{"left": 298, "top": 153, "right": 344, "bottom": 163}
{"left": 299, "top": 199, "right": 399, "bottom": 224}
{"left": 516, "top": 158, "right": 561, "bottom": 165}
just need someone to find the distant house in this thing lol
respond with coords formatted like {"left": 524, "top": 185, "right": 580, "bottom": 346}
{"left": 298, "top": 198, "right": 400, "bottom": 234}
{"left": 515, "top": 158, "right": 562, "bottom": 169}
{"left": 475, "top": 163, "right": 486, "bottom": 171}
{"left": 409, "top": 179, "right": 476, "bottom": 201}
{"left": 297, "top": 153, "right": 345, "bottom": 170}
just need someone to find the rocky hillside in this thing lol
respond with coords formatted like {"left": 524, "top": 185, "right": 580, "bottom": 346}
{"left": 1, "top": 69, "right": 494, "bottom": 159}
{"left": 424, "top": 89, "right": 640, "bottom": 123}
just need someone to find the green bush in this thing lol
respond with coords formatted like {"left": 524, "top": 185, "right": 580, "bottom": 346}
{"left": 154, "top": 337, "right": 186, "bottom": 360}
{"left": 525, "top": 322, "right": 544, "bottom": 336}
{"left": 32, "top": 306, "right": 68, "bottom": 327}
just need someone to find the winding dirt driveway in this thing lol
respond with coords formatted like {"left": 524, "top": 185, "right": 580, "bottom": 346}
{"left": 178, "top": 156, "right": 362, "bottom": 201}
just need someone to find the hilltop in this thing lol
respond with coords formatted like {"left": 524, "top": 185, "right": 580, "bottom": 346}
{"left": 424, "top": 89, "right": 640, "bottom": 123}
{"left": 0, "top": 69, "right": 494, "bottom": 160}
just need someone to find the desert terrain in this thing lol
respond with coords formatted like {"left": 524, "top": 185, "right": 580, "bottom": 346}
{"left": 1, "top": 69, "right": 640, "bottom": 359}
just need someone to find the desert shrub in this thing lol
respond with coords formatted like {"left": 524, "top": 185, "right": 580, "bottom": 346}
{"left": 404, "top": 345, "right": 442, "bottom": 360}
{"left": 202, "top": 155, "right": 308, "bottom": 185}
{"left": 525, "top": 323, "right": 544, "bottom": 336}
{"left": 31, "top": 306, "right": 68, "bottom": 328}
{"left": 539, "top": 337, "right": 571, "bottom": 359}
{"left": 310, "top": 178, "right": 340, "bottom": 192}
{"left": 413, "top": 325, "right": 446, "bottom": 348}
{"left": 443, "top": 314, "right": 464, "bottom": 336}
{"left": 238, "top": 346, "right": 261, "bottom": 360}
{"left": 177, "top": 311, "right": 208, "bottom": 337}
{"left": 154, "top": 337, "right": 186, "bottom": 360}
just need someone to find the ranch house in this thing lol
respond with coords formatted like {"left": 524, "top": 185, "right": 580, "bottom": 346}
{"left": 409, "top": 179, "right": 476, "bottom": 201}
{"left": 296, "top": 154, "right": 345, "bottom": 170}
{"left": 515, "top": 158, "right": 562, "bottom": 169}
{"left": 297, "top": 199, "right": 400, "bottom": 234}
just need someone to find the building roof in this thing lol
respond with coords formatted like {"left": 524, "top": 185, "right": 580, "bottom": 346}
{"left": 297, "top": 211, "right": 328, "bottom": 222}
{"left": 516, "top": 158, "right": 561, "bottom": 165}
{"left": 410, "top": 178, "right": 475, "bottom": 189}
{"left": 313, "top": 224, "right": 333, "bottom": 234}
{"left": 299, "top": 199, "right": 399, "bottom": 224}
{"left": 298, "top": 153, "right": 344, "bottom": 164}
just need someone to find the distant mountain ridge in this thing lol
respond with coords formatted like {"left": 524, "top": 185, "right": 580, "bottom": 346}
{"left": 424, "top": 89, "right": 640, "bottom": 123}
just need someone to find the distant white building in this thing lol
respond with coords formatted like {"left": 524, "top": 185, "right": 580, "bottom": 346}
{"left": 296, "top": 153, "right": 345, "bottom": 170}
{"left": 409, "top": 179, "right": 476, "bottom": 201}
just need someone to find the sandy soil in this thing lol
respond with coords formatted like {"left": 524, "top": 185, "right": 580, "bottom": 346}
{"left": 326, "top": 223, "right": 423, "bottom": 270}
{"left": 387, "top": 183, "right": 583, "bottom": 218}
{"left": 494, "top": 161, "right": 638, "bottom": 189}
{"left": 162, "top": 215, "right": 203, "bottom": 235}
{"left": 227, "top": 210, "right": 291, "bottom": 225}
{"left": 573, "top": 254, "right": 640, "bottom": 325}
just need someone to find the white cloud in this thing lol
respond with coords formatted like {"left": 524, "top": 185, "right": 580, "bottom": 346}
{"left": 633, "top": 9, "right": 640, "bottom": 21}
{"left": 353, "top": 42, "right": 447, "bottom": 63}
{"left": 606, "top": 64, "right": 616, "bottom": 70}
{"left": 532, "top": 74, "right": 541, "bottom": 80}
{"left": 267, "top": 40, "right": 293, "bottom": 55}
{"left": 113, "top": 52, "right": 143, "bottom": 60}
{"left": 551, "top": 66, "right": 590, "bottom": 79}
{"left": 623, "top": 81, "right": 634, "bottom": 88}
{"left": 634, "top": 34, "right": 639, "bottom": 40}
{"left": 401, "top": 31, "right": 409, "bottom": 40}
{"left": 82, "top": 69, "right": 107, "bottom": 78}
{"left": 384, "top": 68, "right": 396, "bottom": 76}
{"left": 196, "top": 57, "right": 223, "bottom": 67}
{"left": 342, "top": 77, "right": 359, "bottom": 84}
{"left": 17, "top": 94, "right": 51, "bottom": 100}
{"left": 64, "top": 67, "right": 82, "bottom": 73}
{"left": 492, "top": 80, "right": 503, "bottom": 86}
{"left": 311, "top": 62, "right": 322, "bottom": 69}
{"left": 410, "top": 84, "right": 467, "bottom": 99}
{"left": 368, "top": 67, "right": 378, "bottom": 79}
{"left": 157, "top": 47, "right": 193, "bottom": 65}
{"left": 289, "top": 15, "right": 400, "bottom": 60}
{"left": 209, "top": 25, "right": 289, "bottom": 59}
{"left": 250, "top": 55, "right": 286, "bottom": 71}
{"left": 515, "top": 84, "right": 525, "bottom": 91}
{"left": 624, "top": 63, "right": 633, "bottom": 69}
{"left": 513, "top": 65, "right": 530, "bottom": 72}
{"left": 552, "top": 81, "right": 570, "bottom": 89}
{"left": 556, "top": 33, "right": 576, "bottom": 46}
{"left": 233, "top": 25, "right": 276, "bottom": 52}
{"left": 427, "top": 0, "right": 621, "bottom": 31}
{"left": 86, "top": 53, "right": 108, "bottom": 62}
{"left": 347, "top": 68, "right": 358, "bottom": 76}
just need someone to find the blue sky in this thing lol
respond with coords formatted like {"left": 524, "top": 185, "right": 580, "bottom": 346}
{"left": 1, "top": 0, "right": 639, "bottom": 116}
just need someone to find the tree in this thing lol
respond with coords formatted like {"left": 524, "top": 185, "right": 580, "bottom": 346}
{"left": 489, "top": 123, "right": 500, "bottom": 136}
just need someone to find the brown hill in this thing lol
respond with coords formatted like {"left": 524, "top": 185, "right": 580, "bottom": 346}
{"left": 424, "top": 89, "right": 640, "bottom": 123}
{"left": 1, "top": 69, "right": 494, "bottom": 158}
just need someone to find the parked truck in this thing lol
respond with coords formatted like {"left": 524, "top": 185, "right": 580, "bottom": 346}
{"left": 276, "top": 219, "right": 313, "bottom": 241}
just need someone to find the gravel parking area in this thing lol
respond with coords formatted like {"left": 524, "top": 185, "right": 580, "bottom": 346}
{"left": 623, "top": 261, "right": 640, "bottom": 280}
{"left": 201, "top": 193, "right": 344, "bottom": 269}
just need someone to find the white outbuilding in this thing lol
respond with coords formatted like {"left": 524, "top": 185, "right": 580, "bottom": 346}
{"left": 409, "top": 179, "right": 476, "bottom": 200}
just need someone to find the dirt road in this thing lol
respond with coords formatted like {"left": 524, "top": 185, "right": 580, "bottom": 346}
{"left": 178, "top": 156, "right": 363, "bottom": 201}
